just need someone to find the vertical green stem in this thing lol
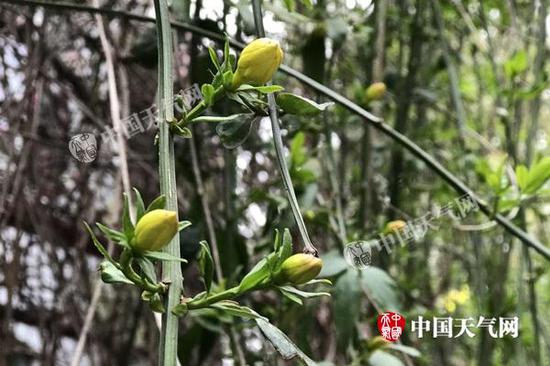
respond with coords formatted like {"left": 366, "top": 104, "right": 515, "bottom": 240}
{"left": 154, "top": 0, "right": 183, "bottom": 365}
{"left": 251, "top": 0, "right": 317, "bottom": 256}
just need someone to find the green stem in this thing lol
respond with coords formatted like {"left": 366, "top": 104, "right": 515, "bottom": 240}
{"left": 186, "top": 287, "right": 240, "bottom": 309}
{"left": 184, "top": 86, "right": 225, "bottom": 122}
{"left": 251, "top": 0, "right": 317, "bottom": 256}
{"left": 186, "top": 282, "right": 269, "bottom": 310}
{"left": 154, "top": 0, "right": 183, "bottom": 365}
{"left": 121, "top": 256, "right": 165, "bottom": 293}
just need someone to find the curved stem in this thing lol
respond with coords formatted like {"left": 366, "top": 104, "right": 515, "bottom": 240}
{"left": 7, "top": 0, "right": 549, "bottom": 261}
{"left": 251, "top": 0, "right": 317, "bottom": 256}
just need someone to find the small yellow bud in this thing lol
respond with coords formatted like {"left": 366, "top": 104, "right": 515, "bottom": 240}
{"left": 274, "top": 253, "right": 323, "bottom": 285}
{"left": 383, "top": 220, "right": 406, "bottom": 235}
{"left": 365, "top": 82, "right": 386, "bottom": 103}
{"left": 132, "top": 209, "right": 178, "bottom": 251}
{"left": 232, "top": 38, "right": 284, "bottom": 88}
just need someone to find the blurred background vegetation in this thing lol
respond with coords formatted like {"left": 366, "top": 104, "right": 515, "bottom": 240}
{"left": 0, "top": 0, "right": 549, "bottom": 365}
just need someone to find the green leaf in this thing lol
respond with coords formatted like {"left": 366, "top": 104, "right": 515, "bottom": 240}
{"left": 278, "top": 285, "right": 330, "bottom": 299}
{"left": 237, "top": 84, "right": 284, "bottom": 93}
{"left": 99, "top": 261, "right": 134, "bottom": 285}
{"left": 198, "top": 241, "right": 214, "bottom": 294}
{"left": 303, "top": 278, "right": 333, "bottom": 286}
{"left": 192, "top": 113, "right": 250, "bottom": 124}
{"left": 524, "top": 157, "right": 550, "bottom": 194}
{"left": 122, "top": 193, "right": 134, "bottom": 240}
{"left": 283, "top": 0, "right": 296, "bottom": 11}
{"left": 273, "top": 229, "right": 282, "bottom": 251}
{"left": 172, "top": 303, "right": 188, "bottom": 317}
{"left": 279, "top": 288, "right": 303, "bottom": 304}
{"left": 278, "top": 229, "right": 293, "bottom": 266}
{"left": 208, "top": 47, "right": 220, "bottom": 70}
{"left": 141, "top": 250, "right": 188, "bottom": 263}
{"left": 255, "top": 318, "right": 317, "bottom": 365}
{"left": 368, "top": 350, "right": 404, "bottom": 366}
{"left": 201, "top": 83, "right": 215, "bottom": 105}
{"left": 135, "top": 256, "right": 157, "bottom": 283}
{"left": 319, "top": 249, "right": 348, "bottom": 277}
{"left": 210, "top": 300, "right": 267, "bottom": 320}
{"left": 133, "top": 187, "right": 146, "bottom": 222}
{"left": 504, "top": 50, "right": 528, "bottom": 78}
{"left": 290, "top": 132, "right": 307, "bottom": 167}
{"left": 276, "top": 92, "right": 333, "bottom": 115}
{"left": 172, "top": 124, "right": 192, "bottom": 138}
{"left": 515, "top": 165, "right": 529, "bottom": 191}
{"left": 238, "top": 257, "right": 271, "bottom": 292}
{"left": 147, "top": 292, "right": 166, "bottom": 313}
{"left": 387, "top": 344, "right": 421, "bottom": 357}
{"left": 95, "top": 223, "right": 128, "bottom": 247}
{"left": 223, "top": 70, "right": 234, "bottom": 87}
{"left": 223, "top": 37, "right": 231, "bottom": 71}
{"left": 178, "top": 220, "right": 192, "bottom": 232}
{"left": 333, "top": 269, "right": 362, "bottom": 349}
{"left": 146, "top": 195, "right": 166, "bottom": 212}
{"left": 84, "top": 222, "right": 116, "bottom": 264}
{"left": 360, "top": 267, "right": 401, "bottom": 312}
{"left": 215, "top": 114, "right": 258, "bottom": 149}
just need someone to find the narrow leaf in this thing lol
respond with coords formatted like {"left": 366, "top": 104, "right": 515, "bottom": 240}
{"left": 210, "top": 300, "right": 267, "bottom": 320}
{"left": 84, "top": 222, "right": 116, "bottom": 264}
{"left": 237, "top": 84, "right": 284, "bottom": 93}
{"left": 238, "top": 257, "right": 271, "bottom": 292}
{"left": 133, "top": 187, "right": 146, "bottom": 222}
{"left": 99, "top": 261, "right": 134, "bottom": 285}
{"left": 278, "top": 288, "right": 303, "bottom": 305}
{"left": 278, "top": 285, "right": 331, "bottom": 299}
{"left": 122, "top": 193, "right": 134, "bottom": 240}
{"left": 198, "top": 241, "right": 214, "bottom": 293}
{"left": 136, "top": 256, "right": 158, "bottom": 283}
{"left": 141, "top": 250, "right": 188, "bottom": 263}
{"left": 178, "top": 220, "right": 192, "bottom": 232}
{"left": 276, "top": 92, "right": 333, "bottom": 115}
{"left": 255, "top": 318, "right": 317, "bottom": 365}
{"left": 95, "top": 222, "right": 128, "bottom": 247}
{"left": 208, "top": 47, "right": 220, "bottom": 70}
{"left": 146, "top": 195, "right": 166, "bottom": 212}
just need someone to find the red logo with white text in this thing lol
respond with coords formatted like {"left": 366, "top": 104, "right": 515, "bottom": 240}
{"left": 377, "top": 312, "right": 405, "bottom": 342}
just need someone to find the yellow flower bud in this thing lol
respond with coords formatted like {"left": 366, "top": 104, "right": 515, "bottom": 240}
{"left": 365, "top": 82, "right": 386, "bottom": 103}
{"left": 232, "top": 38, "right": 284, "bottom": 88}
{"left": 383, "top": 220, "right": 406, "bottom": 235}
{"left": 274, "top": 253, "right": 323, "bottom": 285}
{"left": 132, "top": 209, "right": 178, "bottom": 251}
